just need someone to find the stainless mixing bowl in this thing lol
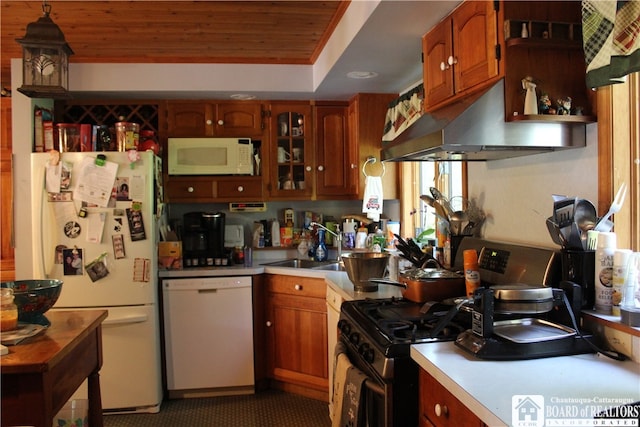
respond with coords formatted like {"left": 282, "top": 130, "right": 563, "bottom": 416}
{"left": 342, "top": 252, "right": 390, "bottom": 292}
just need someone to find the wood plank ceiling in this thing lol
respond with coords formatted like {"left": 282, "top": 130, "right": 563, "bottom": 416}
{"left": 0, "top": 1, "right": 349, "bottom": 91}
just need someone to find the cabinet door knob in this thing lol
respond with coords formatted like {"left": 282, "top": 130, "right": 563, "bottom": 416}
{"left": 266, "top": 321, "right": 272, "bottom": 327}
{"left": 187, "top": 186, "right": 194, "bottom": 193}
{"left": 206, "top": 119, "right": 213, "bottom": 126}
{"left": 305, "top": 166, "right": 312, "bottom": 172}
{"left": 440, "top": 61, "right": 448, "bottom": 71}
{"left": 434, "top": 403, "right": 449, "bottom": 417}
{"left": 350, "top": 163, "right": 357, "bottom": 169}
{"left": 317, "top": 165, "right": 324, "bottom": 172}
{"left": 237, "top": 186, "right": 244, "bottom": 192}
{"left": 217, "top": 119, "right": 224, "bottom": 126}
{"left": 294, "top": 284, "right": 302, "bottom": 291}
{"left": 448, "top": 55, "right": 457, "bottom": 66}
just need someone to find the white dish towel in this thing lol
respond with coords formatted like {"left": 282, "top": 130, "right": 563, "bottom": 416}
{"left": 362, "top": 175, "right": 383, "bottom": 222}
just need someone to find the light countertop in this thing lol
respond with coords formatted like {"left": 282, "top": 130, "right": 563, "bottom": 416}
{"left": 158, "top": 266, "right": 264, "bottom": 278}
{"left": 324, "top": 271, "right": 403, "bottom": 301}
{"left": 411, "top": 342, "right": 640, "bottom": 426}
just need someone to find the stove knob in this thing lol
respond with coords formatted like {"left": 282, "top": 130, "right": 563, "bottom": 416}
{"left": 359, "top": 343, "right": 375, "bottom": 363}
{"left": 349, "top": 332, "right": 360, "bottom": 345}
{"left": 338, "top": 320, "right": 350, "bottom": 335}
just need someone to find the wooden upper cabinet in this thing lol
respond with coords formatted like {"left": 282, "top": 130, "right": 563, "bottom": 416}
{"left": 423, "top": 18, "right": 454, "bottom": 107}
{"left": 423, "top": 1, "right": 500, "bottom": 111}
{"left": 314, "top": 104, "right": 357, "bottom": 199}
{"left": 166, "top": 101, "right": 264, "bottom": 137}
{"left": 348, "top": 93, "right": 398, "bottom": 200}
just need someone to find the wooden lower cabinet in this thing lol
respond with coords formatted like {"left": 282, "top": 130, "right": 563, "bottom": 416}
{"left": 264, "top": 274, "right": 328, "bottom": 401}
{"left": 419, "top": 369, "right": 485, "bottom": 427}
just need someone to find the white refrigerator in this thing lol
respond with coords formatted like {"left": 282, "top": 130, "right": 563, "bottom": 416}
{"left": 18, "top": 151, "right": 163, "bottom": 413}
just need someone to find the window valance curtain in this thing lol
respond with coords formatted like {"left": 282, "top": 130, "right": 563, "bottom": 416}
{"left": 382, "top": 84, "right": 423, "bottom": 142}
{"left": 582, "top": 0, "right": 640, "bottom": 88}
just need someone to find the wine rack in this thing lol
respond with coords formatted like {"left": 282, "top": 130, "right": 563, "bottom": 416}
{"left": 54, "top": 100, "right": 161, "bottom": 133}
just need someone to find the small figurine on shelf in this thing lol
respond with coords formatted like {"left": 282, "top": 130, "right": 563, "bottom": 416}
{"left": 521, "top": 76, "right": 538, "bottom": 115}
{"left": 539, "top": 93, "right": 552, "bottom": 114}
{"left": 556, "top": 97, "right": 572, "bottom": 115}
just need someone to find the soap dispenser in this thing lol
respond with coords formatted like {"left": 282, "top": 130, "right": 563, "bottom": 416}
{"left": 314, "top": 229, "right": 328, "bottom": 262}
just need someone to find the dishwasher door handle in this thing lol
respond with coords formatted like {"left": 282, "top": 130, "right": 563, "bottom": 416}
{"left": 197, "top": 288, "right": 219, "bottom": 294}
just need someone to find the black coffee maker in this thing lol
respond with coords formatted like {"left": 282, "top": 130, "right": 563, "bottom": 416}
{"left": 182, "top": 212, "right": 225, "bottom": 267}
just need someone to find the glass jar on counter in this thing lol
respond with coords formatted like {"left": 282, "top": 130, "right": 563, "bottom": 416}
{"left": 1, "top": 288, "right": 18, "bottom": 331}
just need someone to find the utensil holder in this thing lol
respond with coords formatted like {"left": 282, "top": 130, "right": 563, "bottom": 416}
{"left": 561, "top": 249, "right": 595, "bottom": 309}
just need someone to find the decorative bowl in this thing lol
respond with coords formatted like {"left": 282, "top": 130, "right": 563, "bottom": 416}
{"left": 0, "top": 279, "right": 63, "bottom": 323}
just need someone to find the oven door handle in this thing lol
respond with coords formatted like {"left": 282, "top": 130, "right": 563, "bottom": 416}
{"left": 364, "top": 379, "right": 384, "bottom": 396}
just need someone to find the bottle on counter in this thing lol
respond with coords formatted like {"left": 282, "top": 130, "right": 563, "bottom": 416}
{"left": 595, "top": 232, "right": 617, "bottom": 313}
{"left": 355, "top": 225, "right": 368, "bottom": 249}
{"left": 243, "top": 246, "right": 253, "bottom": 267}
{"left": 463, "top": 249, "right": 481, "bottom": 299}
{"left": 612, "top": 249, "right": 633, "bottom": 316}
{"left": 314, "top": 229, "right": 328, "bottom": 262}
{"left": 271, "top": 219, "right": 281, "bottom": 247}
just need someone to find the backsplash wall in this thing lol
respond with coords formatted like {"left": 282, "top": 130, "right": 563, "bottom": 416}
{"left": 468, "top": 123, "right": 599, "bottom": 249}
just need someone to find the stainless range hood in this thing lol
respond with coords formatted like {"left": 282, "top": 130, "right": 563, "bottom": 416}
{"left": 381, "top": 79, "right": 586, "bottom": 161}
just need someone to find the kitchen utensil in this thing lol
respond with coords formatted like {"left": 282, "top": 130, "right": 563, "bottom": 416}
{"left": 567, "top": 222, "right": 584, "bottom": 251}
{"left": 429, "top": 297, "right": 472, "bottom": 338}
{"left": 429, "top": 187, "right": 445, "bottom": 201}
{"left": 342, "top": 252, "right": 390, "bottom": 292}
{"left": 420, "top": 194, "right": 437, "bottom": 207}
{"left": 587, "top": 230, "right": 598, "bottom": 250}
{"left": 573, "top": 199, "right": 597, "bottom": 249}
{"left": 449, "top": 210, "right": 469, "bottom": 236}
{"left": 432, "top": 200, "right": 449, "bottom": 221}
{"left": 553, "top": 197, "right": 576, "bottom": 229}
{"left": 369, "top": 268, "right": 465, "bottom": 303}
{"left": 595, "top": 182, "right": 627, "bottom": 231}
{"left": 0, "top": 279, "right": 63, "bottom": 323}
{"left": 574, "top": 199, "right": 597, "bottom": 232}
{"left": 546, "top": 217, "right": 566, "bottom": 247}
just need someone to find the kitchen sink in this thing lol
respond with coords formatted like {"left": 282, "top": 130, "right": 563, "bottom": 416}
{"left": 312, "top": 262, "right": 345, "bottom": 271}
{"left": 261, "top": 258, "right": 344, "bottom": 271}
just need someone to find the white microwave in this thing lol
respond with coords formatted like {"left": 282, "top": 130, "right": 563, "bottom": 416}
{"left": 167, "top": 137, "right": 254, "bottom": 175}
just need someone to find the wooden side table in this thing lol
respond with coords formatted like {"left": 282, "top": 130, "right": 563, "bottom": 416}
{"left": 1, "top": 309, "right": 107, "bottom": 427}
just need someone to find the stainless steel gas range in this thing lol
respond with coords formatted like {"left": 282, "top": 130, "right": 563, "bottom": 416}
{"left": 334, "top": 238, "right": 590, "bottom": 427}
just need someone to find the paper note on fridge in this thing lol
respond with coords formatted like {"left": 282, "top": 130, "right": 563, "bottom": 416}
{"left": 74, "top": 157, "right": 119, "bottom": 207}
{"left": 86, "top": 212, "right": 107, "bottom": 244}
{"left": 45, "top": 162, "right": 62, "bottom": 193}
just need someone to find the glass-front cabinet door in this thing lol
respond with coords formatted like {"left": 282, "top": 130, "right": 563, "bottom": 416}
{"left": 269, "top": 102, "right": 312, "bottom": 198}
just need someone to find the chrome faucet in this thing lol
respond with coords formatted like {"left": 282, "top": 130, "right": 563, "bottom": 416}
{"left": 309, "top": 221, "right": 343, "bottom": 261}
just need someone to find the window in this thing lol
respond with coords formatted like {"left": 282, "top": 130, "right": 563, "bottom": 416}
{"left": 399, "top": 162, "right": 465, "bottom": 242}
{"left": 601, "top": 72, "right": 639, "bottom": 250}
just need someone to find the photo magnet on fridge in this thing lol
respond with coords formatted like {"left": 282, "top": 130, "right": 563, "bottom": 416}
{"left": 63, "top": 248, "right": 83, "bottom": 276}
{"left": 126, "top": 206, "right": 146, "bottom": 241}
{"left": 86, "top": 253, "right": 110, "bottom": 282}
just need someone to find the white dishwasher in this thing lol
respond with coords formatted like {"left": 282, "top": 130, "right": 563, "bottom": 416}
{"left": 163, "top": 276, "right": 254, "bottom": 398}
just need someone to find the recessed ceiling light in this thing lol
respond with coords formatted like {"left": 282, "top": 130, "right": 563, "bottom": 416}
{"left": 230, "top": 93, "right": 256, "bottom": 100}
{"left": 347, "top": 71, "right": 378, "bottom": 79}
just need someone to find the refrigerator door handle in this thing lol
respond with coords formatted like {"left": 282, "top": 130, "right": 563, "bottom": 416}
{"left": 103, "top": 313, "right": 149, "bottom": 326}
{"left": 32, "top": 158, "right": 58, "bottom": 279}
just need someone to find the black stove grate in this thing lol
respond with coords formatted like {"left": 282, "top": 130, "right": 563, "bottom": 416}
{"left": 340, "top": 298, "right": 471, "bottom": 354}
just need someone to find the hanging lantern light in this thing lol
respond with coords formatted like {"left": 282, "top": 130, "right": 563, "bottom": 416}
{"left": 16, "top": 0, "right": 74, "bottom": 98}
